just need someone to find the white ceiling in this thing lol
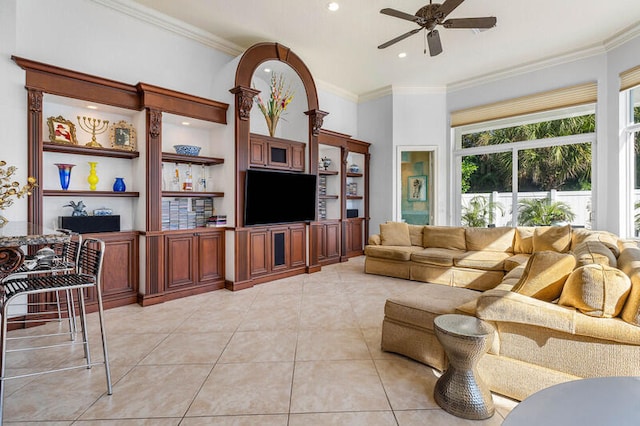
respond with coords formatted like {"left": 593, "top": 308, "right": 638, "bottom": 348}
{"left": 127, "top": 0, "right": 640, "bottom": 97}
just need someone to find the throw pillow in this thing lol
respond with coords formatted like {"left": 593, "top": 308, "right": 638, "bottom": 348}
{"left": 514, "top": 227, "right": 535, "bottom": 254}
{"left": 511, "top": 251, "right": 577, "bottom": 302}
{"left": 407, "top": 224, "right": 424, "bottom": 246}
{"left": 532, "top": 225, "right": 572, "bottom": 253}
{"left": 465, "top": 227, "right": 515, "bottom": 252}
{"left": 571, "top": 229, "right": 620, "bottom": 257}
{"left": 380, "top": 222, "right": 411, "bottom": 246}
{"left": 573, "top": 240, "right": 617, "bottom": 268}
{"left": 423, "top": 226, "right": 466, "bottom": 250}
{"left": 559, "top": 264, "right": 631, "bottom": 318}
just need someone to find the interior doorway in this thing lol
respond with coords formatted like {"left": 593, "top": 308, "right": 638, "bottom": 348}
{"left": 397, "top": 147, "right": 436, "bottom": 225}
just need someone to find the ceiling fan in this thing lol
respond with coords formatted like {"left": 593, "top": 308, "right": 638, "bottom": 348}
{"left": 378, "top": 0, "right": 497, "bottom": 56}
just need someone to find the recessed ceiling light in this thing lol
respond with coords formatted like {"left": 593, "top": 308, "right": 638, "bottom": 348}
{"left": 327, "top": 2, "right": 339, "bottom": 12}
{"left": 264, "top": 68, "right": 271, "bottom": 73}
{"left": 398, "top": 52, "right": 407, "bottom": 58}
{"left": 181, "top": 121, "right": 190, "bottom": 126}
{"left": 86, "top": 105, "right": 98, "bottom": 110}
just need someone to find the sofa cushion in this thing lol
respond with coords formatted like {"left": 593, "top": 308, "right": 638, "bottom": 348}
{"left": 454, "top": 250, "right": 511, "bottom": 271}
{"left": 465, "top": 227, "right": 515, "bottom": 252}
{"left": 514, "top": 227, "right": 535, "bottom": 254}
{"left": 573, "top": 240, "right": 617, "bottom": 268}
{"left": 368, "top": 234, "right": 381, "bottom": 245}
{"left": 408, "top": 224, "right": 424, "bottom": 247}
{"left": 423, "top": 226, "right": 466, "bottom": 250}
{"left": 572, "top": 229, "right": 620, "bottom": 257}
{"left": 385, "top": 285, "right": 480, "bottom": 331}
{"left": 364, "top": 245, "right": 422, "bottom": 262}
{"left": 411, "top": 248, "right": 466, "bottom": 267}
{"left": 511, "top": 251, "right": 577, "bottom": 302}
{"left": 559, "top": 264, "right": 631, "bottom": 318}
{"left": 504, "top": 253, "right": 530, "bottom": 271}
{"left": 532, "top": 225, "right": 572, "bottom": 253}
{"left": 380, "top": 222, "right": 411, "bottom": 246}
{"left": 615, "top": 242, "right": 640, "bottom": 326}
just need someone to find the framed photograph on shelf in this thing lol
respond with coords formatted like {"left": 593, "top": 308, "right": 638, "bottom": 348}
{"left": 47, "top": 115, "right": 78, "bottom": 144}
{"left": 109, "top": 120, "right": 136, "bottom": 151}
{"left": 408, "top": 175, "right": 427, "bottom": 202}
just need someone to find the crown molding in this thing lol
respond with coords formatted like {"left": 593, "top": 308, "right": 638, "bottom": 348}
{"left": 392, "top": 86, "right": 447, "bottom": 95}
{"left": 316, "top": 79, "right": 358, "bottom": 103}
{"left": 358, "top": 86, "right": 393, "bottom": 103}
{"left": 604, "top": 21, "right": 640, "bottom": 51}
{"left": 90, "top": 0, "right": 244, "bottom": 57}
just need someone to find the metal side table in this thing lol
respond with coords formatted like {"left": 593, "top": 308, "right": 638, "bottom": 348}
{"left": 433, "top": 314, "right": 495, "bottom": 420}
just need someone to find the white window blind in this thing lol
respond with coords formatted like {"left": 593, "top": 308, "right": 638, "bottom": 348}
{"left": 451, "top": 82, "right": 597, "bottom": 128}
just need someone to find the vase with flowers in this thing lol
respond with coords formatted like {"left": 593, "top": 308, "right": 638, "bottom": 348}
{"left": 0, "top": 160, "right": 37, "bottom": 226}
{"left": 255, "top": 72, "right": 295, "bottom": 137}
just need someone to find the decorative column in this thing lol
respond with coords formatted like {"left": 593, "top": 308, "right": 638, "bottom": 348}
{"left": 27, "top": 89, "right": 43, "bottom": 225}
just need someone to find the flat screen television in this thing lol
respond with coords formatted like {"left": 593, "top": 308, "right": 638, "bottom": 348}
{"left": 244, "top": 169, "right": 317, "bottom": 226}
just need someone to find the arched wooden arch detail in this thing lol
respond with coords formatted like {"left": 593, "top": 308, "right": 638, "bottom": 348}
{"left": 229, "top": 42, "right": 328, "bottom": 289}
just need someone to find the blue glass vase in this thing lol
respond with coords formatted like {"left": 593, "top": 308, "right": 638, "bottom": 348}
{"left": 54, "top": 163, "right": 75, "bottom": 190}
{"left": 112, "top": 177, "right": 126, "bottom": 192}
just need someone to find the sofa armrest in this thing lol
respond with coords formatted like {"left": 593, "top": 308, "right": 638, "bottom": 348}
{"left": 368, "top": 234, "right": 381, "bottom": 245}
{"left": 475, "top": 289, "right": 577, "bottom": 334}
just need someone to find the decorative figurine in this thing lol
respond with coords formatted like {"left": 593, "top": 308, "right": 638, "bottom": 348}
{"left": 321, "top": 157, "right": 332, "bottom": 170}
{"left": 64, "top": 200, "right": 88, "bottom": 217}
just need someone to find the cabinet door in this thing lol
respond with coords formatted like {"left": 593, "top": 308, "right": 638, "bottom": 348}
{"left": 271, "top": 227, "right": 291, "bottom": 272}
{"left": 250, "top": 230, "right": 270, "bottom": 276}
{"left": 165, "top": 234, "right": 196, "bottom": 289}
{"left": 325, "top": 222, "right": 341, "bottom": 259}
{"left": 314, "top": 223, "right": 327, "bottom": 261}
{"left": 291, "top": 144, "right": 305, "bottom": 171}
{"left": 267, "top": 141, "right": 291, "bottom": 169}
{"left": 197, "top": 231, "right": 224, "bottom": 285}
{"left": 347, "top": 219, "right": 364, "bottom": 256}
{"left": 250, "top": 138, "right": 266, "bottom": 166}
{"left": 290, "top": 225, "right": 306, "bottom": 267}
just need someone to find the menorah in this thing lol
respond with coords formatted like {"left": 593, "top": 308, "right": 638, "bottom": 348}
{"left": 77, "top": 116, "right": 109, "bottom": 147}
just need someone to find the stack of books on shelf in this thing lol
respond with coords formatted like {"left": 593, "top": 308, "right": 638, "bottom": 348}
{"left": 318, "top": 176, "right": 327, "bottom": 196}
{"left": 347, "top": 182, "right": 358, "bottom": 196}
{"left": 318, "top": 199, "right": 327, "bottom": 220}
{"left": 206, "top": 215, "right": 227, "bottom": 227}
{"left": 161, "top": 197, "right": 203, "bottom": 230}
{"left": 193, "top": 198, "right": 214, "bottom": 227}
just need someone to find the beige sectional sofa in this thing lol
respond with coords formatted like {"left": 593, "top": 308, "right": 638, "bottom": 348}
{"left": 365, "top": 223, "right": 640, "bottom": 401}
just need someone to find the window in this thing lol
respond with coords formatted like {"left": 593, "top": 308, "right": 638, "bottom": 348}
{"left": 454, "top": 107, "right": 595, "bottom": 227}
{"left": 622, "top": 86, "right": 640, "bottom": 236}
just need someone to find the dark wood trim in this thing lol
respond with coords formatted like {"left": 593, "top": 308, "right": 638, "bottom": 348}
{"left": 137, "top": 83, "right": 228, "bottom": 124}
{"left": 43, "top": 142, "right": 140, "bottom": 158}
{"left": 43, "top": 190, "right": 140, "bottom": 197}
{"left": 162, "top": 152, "right": 224, "bottom": 165}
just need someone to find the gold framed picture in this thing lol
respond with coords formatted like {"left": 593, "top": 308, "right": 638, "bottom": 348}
{"left": 47, "top": 115, "right": 78, "bottom": 144}
{"left": 109, "top": 120, "right": 136, "bottom": 151}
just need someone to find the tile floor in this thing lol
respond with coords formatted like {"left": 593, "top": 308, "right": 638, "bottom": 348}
{"left": 1, "top": 256, "right": 518, "bottom": 425}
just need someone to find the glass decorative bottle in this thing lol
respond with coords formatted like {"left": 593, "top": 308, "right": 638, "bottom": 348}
{"left": 183, "top": 164, "right": 193, "bottom": 191}
{"left": 87, "top": 161, "right": 99, "bottom": 191}
{"left": 113, "top": 177, "right": 126, "bottom": 192}
{"left": 54, "top": 163, "right": 75, "bottom": 190}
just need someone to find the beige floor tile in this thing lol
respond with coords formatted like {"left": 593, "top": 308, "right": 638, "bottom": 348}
{"left": 97, "top": 332, "right": 168, "bottom": 365}
{"left": 218, "top": 330, "right": 297, "bottom": 363}
{"left": 295, "top": 329, "right": 370, "bottom": 361}
{"left": 139, "top": 332, "right": 232, "bottom": 365}
{"left": 236, "top": 306, "right": 300, "bottom": 331}
{"left": 395, "top": 408, "right": 504, "bottom": 425}
{"left": 249, "top": 293, "right": 301, "bottom": 311}
{"left": 375, "top": 358, "right": 441, "bottom": 410}
{"left": 349, "top": 295, "right": 388, "bottom": 328}
{"left": 79, "top": 365, "right": 212, "bottom": 420}
{"left": 290, "top": 360, "right": 390, "bottom": 413}
{"left": 187, "top": 362, "right": 294, "bottom": 416}
{"left": 289, "top": 411, "right": 398, "bottom": 426}
{"left": 176, "top": 309, "right": 246, "bottom": 333}
{"left": 181, "top": 414, "right": 288, "bottom": 425}
{"left": 361, "top": 327, "right": 399, "bottom": 360}
{"left": 73, "top": 419, "right": 180, "bottom": 425}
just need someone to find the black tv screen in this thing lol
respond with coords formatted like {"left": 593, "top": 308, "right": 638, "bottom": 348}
{"left": 244, "top": 169, "right": 317, "bottom": 226}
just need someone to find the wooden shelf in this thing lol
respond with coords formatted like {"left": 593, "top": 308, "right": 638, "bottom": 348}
{"left": 43, "top": 142, "right": 140, "bottom": 159}
{"left": 162, "top": 152, "right": 224, "bottom": 166}
{"left": 162, "top": 191, "right": 224, "bottom": 198}
{"left": 346, "top": 172, "right": 363, "bottom": 178}
{"left": 319, "top": 170, "right": 339, "bottom": 175}
{"left": 319, "top": 195, "right": 339, "bottom": 199}
{"left": 43, "top": 190, "right": 140, "bottom": 197}
{"left": 346, "top": 195, "right": 363, "bottom": 200}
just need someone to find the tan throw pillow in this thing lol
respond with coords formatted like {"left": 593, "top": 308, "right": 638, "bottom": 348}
{"left": 573, "top": 241, "right": 617, "bottom": 268}
{"left": 559, "top": 264, "right": 631, "bottom": 318}
{"left": 572, "top": 229, "right": 620, "bottom": 257}
{"left": 514, "top": 227, "right": 535, "bottom": 254}
{"left": 423, "top": 226, "right": 466, "bottom": 250}
{"left": 533, "top": 225, "right": 571, "bottom": 253}
{"left": 407, "top": 224, "right": 424, "bottom": 246}
{"left": 511, "top": 251, "right": 577, "bottom": 302}
{"left": 380, "top": 222, "right": 411, "bottom": 246}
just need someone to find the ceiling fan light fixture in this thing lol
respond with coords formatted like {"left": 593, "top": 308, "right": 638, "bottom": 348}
{"left": 398, "top": 52, "right": 407, "bottom": 58}
{"left": 327, "top": 2, "right": 339, "bottom": 12}
{"left": 263, "top": 68, "right": 271, "bottom": 73}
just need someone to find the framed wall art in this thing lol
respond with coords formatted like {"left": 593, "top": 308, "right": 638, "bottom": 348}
{"left": 109, "top": 120, "right": 136, "bottom": 151}
{"left": 407, "top": 175, "right": 427, "bottom": 202}
{"left": 47, "top": 115, "right": 78, "bottom": 144}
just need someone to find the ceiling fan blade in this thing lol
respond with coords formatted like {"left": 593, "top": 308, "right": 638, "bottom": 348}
{"left": 427, "top": 30, "right": 443, "bottom": 56}
{"left": 378, "top": 28, "right": 421, "bottom": 49}
{"left": 443, "top": 17, "right": 497, "bottom": 29}
{"left": 437, "top": 0, "right": 465, "bottom": 19}
{"left": 380, "top": 8, "right": 420, "bottom": 23}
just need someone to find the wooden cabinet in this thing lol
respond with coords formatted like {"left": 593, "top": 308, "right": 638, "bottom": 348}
{"left": 314, "top": 220, "right": 341, "bottom": 265}
{"left": 164, "top": 229, "right": 225, "bottom": 296}
{"left": 249, "top": 134, "right": 305, "bottom": 171}
{"left": 248, "top": 224, "right": 306, "bottom": 281}
{"left": 344, "top": 217, "right": 364, "bottom": 258}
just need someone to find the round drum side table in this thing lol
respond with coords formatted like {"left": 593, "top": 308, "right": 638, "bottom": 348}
{"left": 433, "top": 314, "right": 496, "bottom": 420}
